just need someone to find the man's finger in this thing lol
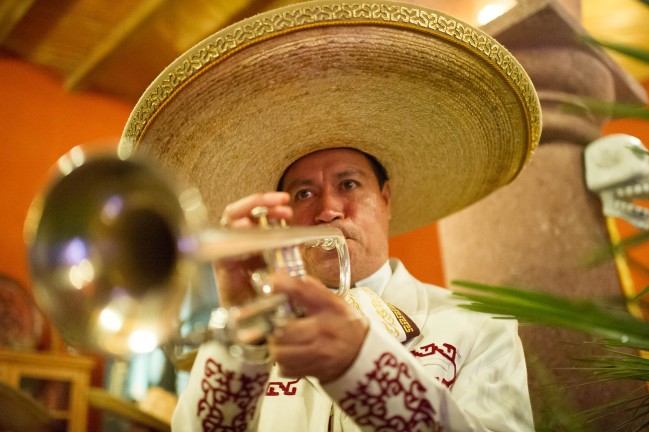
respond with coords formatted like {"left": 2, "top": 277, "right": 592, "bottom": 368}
{"left": 222, "top": 192, "right": 292, "bottom": 222}
{"left": 270, "top": 316, "right": 317, "bottom": 344}
{"left": 269, "top": 273, "right": 341, "bottom": 316}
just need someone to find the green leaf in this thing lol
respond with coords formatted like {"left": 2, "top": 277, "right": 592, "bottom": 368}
{"left": 635, "top": 285, "right": 649, "bottom": 301}
{"left": 525, "top": 354, "right": 592, "bottom": 431}
{"left": 561, "top": 97, "right": 649, "bottom": 121}
{"left": 574, "top": 349, "right": 649, "bottom": 383}
{"left": 451, "top": 281, "right": 649, "bottom": 350}
{"left": 580, "top": 35, "right": 649, "bottom": 65}
{"left": 580, "top": 393, "right": 649, "bottom": 432}
{"left": 585, "top": 230, "right": 649, "bottom": 267}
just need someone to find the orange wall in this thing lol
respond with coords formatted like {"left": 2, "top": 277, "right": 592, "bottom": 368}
{"left": 0, "top": 57, "right": 446, "bottom": 296}
{"left": 390, "top": 225, "right": 444, "bottom": 285}
{"left": 0, "top": 58, "right": 133, "bottom": 290}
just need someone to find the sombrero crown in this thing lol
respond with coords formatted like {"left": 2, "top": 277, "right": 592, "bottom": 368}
{"left": 119, "top": 0, "right": 541, "bottom": 236}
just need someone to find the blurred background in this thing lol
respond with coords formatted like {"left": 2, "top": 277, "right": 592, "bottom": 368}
{"left": 1, "top": 0, "right": 649, "bottom": 431}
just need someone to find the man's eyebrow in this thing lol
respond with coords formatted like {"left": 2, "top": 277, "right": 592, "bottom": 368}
{"left": 283, "top": 178, "right": 315, "bottom": 192}
{"left": 283, "top": 168, "right": 370, "bottom": 191}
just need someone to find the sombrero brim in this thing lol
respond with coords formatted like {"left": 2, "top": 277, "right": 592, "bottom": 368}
{"left": 119, "top": 0, "right": 541, "bottom": 236}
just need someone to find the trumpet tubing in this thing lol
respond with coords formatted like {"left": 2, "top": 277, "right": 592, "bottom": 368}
{"left": 25, "top": 148, "right": 350, "bottom": 356}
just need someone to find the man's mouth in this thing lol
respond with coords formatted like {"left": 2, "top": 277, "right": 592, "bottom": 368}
{"left": 327, "top": 224, "right": 353, "bottom": 241}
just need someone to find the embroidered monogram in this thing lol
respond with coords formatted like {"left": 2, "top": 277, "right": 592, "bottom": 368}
{"left": 411, "top": 342, "right": 458, "bottom": 387}
{"left": 388, "top": 303, "right": 414, "bottom": 333}
{"left": 339, "top": 352, "right": 442, "bottom": 432}
{"left": 198, "top": 358, "right": 269, "bottom": 432}
{"left": 387, "top": 302, "right": 421, "bottom": 341}
{"left": 266, "top": 378, "right": 302, "bottom": 396}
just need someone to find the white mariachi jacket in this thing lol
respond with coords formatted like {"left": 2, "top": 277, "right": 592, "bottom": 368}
{"left": 172, "top": 259, "right": 533, "bottom": 431}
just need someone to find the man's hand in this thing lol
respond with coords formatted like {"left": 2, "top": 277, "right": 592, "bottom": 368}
{"left": 268, "top": 273, "right": 369, "bottom": 384}
{"left": 215, "top": 192, "right": 293, "bottom": 306}
{"left": 220, "top": 192, "right": 293, "bottom": 229}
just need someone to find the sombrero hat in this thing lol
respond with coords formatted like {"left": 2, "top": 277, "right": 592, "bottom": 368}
{"left": 118, "top": 0, "right": 541, "bottom": 236}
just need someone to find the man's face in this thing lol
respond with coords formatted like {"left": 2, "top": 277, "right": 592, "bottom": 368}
{"left": 280, "top": 148, "right": 392, "bottom": 285}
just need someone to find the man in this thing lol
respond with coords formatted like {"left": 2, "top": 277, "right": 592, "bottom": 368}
{"left": 172, "top": 147, "right": 534, "bottom": 431}
{"left": 118, "top": 1, "right": 541, "bottom": 430}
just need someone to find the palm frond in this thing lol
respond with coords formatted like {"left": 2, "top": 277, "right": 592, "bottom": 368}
{"left": 585, "top": 230, "right": 649, "bottom": 266}
{"left": 452, "top": 282, "right": 649, "bottom": 428}
{"left": 562, "top": 97, "right": 649, "bottom": 121}
{"left": 451, "top": 281, "right": 649, "bottom": 350}
{"left": 580, "top": 35, "right": 649, "bottom": 65}
{"left": 526, "top": 354, "right": 592, "bottom": 432}
{"left": 581, "top": 392, "right": 649, "bottom": 432}
{"left": 634, "top": 285, "right": 649, "bottom": 301}
{"left": 573, "top": 349, "right": 649, "bottom": 383}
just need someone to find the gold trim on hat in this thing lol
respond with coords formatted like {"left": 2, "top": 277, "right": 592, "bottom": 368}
{"left": 120, "top": 1, "right": 540, "bottom": 162}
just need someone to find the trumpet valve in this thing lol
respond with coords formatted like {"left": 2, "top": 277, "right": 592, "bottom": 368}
{"left": 313, "top": 238, "right": 336, "bottom": 251}
{"left": 251, "top": 206, "right": 269, "bottom": 228}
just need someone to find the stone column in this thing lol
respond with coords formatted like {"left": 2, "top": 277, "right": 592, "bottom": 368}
{"left": 438, "top": 1, "right": 648, "bottom": 429}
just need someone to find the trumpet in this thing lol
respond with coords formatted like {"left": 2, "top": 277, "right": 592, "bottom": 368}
{"left": 25, "top": 147, "right": 350, "bottom": 357}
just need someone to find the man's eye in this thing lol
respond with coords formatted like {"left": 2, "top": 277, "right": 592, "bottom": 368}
{"left": 295, "top": 189, "right": 313, "bottom": 200}
{"left": 342, "top": 180, "right": 358, "bottom": 190}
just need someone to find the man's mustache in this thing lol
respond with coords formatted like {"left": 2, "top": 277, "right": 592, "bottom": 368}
{"left": 318, "top": 222, "right": 356, "bottom": 242}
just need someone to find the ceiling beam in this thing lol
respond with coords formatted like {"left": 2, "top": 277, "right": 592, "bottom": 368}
{"left": 0, "top": 0, "right": 37, "bottom": 44}
{"left": 64, "top": 0, "right": 168, "bottom": 92}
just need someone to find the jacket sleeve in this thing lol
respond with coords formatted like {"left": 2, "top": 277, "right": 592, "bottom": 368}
{"left": 171, "top": 342, "right": 271, "bottom": 431}
{"left": 321, "top": 318, "right": 533, "bottom": 432}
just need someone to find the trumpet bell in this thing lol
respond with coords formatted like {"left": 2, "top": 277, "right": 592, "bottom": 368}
{"left": 25, "top": 148, "right": 351, "bottom": 358}
{"left": 26, "top": 153, "right": 194, "bottom": 356}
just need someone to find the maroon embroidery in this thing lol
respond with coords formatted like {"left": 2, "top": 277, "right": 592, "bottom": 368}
{"left": 266, "top": 378, "right": 301, "bottom": 396}
{"left": 411, "top": 342, "right": 458, "bottom": 387}
{"left": 197, "top": 358, "right": 269, "bottom": 432}
{"left": 339, "top": 352, "right": 442, "bottom": 432}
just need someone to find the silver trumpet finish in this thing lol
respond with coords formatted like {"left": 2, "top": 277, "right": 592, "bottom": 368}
{"left": 25, "top": 147, "right": 350, "bottom": 357}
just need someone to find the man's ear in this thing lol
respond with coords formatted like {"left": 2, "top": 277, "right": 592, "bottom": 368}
{"left": 381, "top": 181, "right": 392, "bottom": 218}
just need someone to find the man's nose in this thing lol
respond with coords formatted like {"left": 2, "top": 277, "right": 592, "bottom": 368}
{"left": 315, "top": 191, "right": 344, "bottom": 223}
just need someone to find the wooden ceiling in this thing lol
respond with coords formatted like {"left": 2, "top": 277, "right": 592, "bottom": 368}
{"left": 1, "top": 0, "right": 648, "bottom": 103}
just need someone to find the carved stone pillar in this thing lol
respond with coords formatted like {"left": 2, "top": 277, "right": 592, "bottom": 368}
{"left": 438, "top": 1, "right": 647, "bottom": 429}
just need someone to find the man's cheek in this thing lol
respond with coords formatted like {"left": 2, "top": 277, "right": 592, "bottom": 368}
{"left": 289, "top": 205, "right": 313, "bottom": 225}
